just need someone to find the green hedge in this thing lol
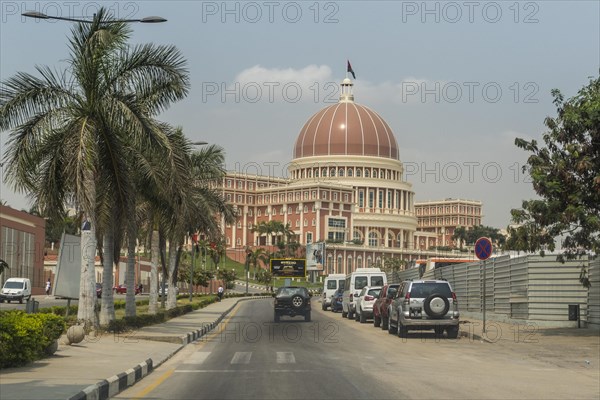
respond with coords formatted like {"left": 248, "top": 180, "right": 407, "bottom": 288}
{"left": 0, "top": 311, "right": 66, "bottom": 368}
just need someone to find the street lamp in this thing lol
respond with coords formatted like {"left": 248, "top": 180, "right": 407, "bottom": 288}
{"left": 22, "top": 11, "right": 167, "bottom": 23}
{"left": 189, "top": 141, "right": 208, "bottom": 302}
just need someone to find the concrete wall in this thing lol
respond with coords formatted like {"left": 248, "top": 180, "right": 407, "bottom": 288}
{"left": 588, "top": 258, "right": 600, "bottom": 329}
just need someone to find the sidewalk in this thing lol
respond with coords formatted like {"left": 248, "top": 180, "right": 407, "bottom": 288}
{"left": 458, "top": 313, "right": 600, "bottom": 372}
{"left": 0, "top": 296, "right": 259, "bottom": 400}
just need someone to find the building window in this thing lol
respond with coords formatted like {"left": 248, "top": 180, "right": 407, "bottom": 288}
{"left": 378, "top": 190, "right": 383, "bottom": 208}
{"left": 280, "top": 208, "right": 284, "bottom": 215}
{"left": 312, "top": 218, "right": 316, "bottom": 226}
{"left": 387, "top": 191, "right": 392, "bottom": 209}
{"left": 333, "top": 193, "right": 338, "bottom": 201}
{"left": 357, "top": 256, "right": 363, "bottom": 269}
{"left": 238, "top": 181, "right": 243, "bottom": 189}
{"left": 312, "top": 191, "right": 317, "bottom": 199}
{"left": 368, "top": 231, "right": 378, "bottom": 246}
{"left": 373, "top": 170, "right": 378, "bottom": 178}
{"left": 237, "top": 222, "right": 241, "bottom": 228}
{"left": 249, "top": 182, "right": 253, "bottom": 189}
{"left": 288, "top": 207, "right": 292, "bottom": 214}
{"left": 312, "top": 205, "right": 316, "bottom": 212}
{"left": 339, "top": 168, "right": 345, "bottom": 177}
{"left": 348, "top": 168, "right": 353, "bottom": 177}
{"left": 365, "top": 169, "right": 370, "bottom": 178}
{"left": 330, "top": 168, "right": 336, "bottom": 177}
{"left": 304, "top": 219, "right": 308, "bottom": 227}
{"left": 306, "top": 232, "right": 313, "bottom": 243}
{"left": 356, "top": 168, "right": 362, "bottom": 177}
{"left": 248, "top": 209, "right": 253, "bottom": 216}
{"left": 296, "top": 220, "right": 300, "bottom": 227}
{"left": 367, "top": 256, "right": 372, "bottom": 267}
{"left": 226, "top": 193, "right": 231, "bottom": 201}
{"left": 296, "top": 206, "right": 300, "bottom": 214}
{"left": 257, "top": 209, "right": 262, "bottom": 217}
{"left": 237, "top": 195, "right": 242, "bottom": 202}
{"left": 344, "top": 194, "right": 349, "bottom": 202}
{"left": 226, "top": 237, "right": 231, "bottom": 245}
{"left": 358, "top": 190, "right": 364, "bottom": 207}
{"left": 369, "top": 191, "right": 374, "bottom": 208}
{"left": 236, "top": 238, "right": 241, "bottom": 245}
{"left": 347, "top": 256, "right": 353, "bottom": 273}
{"left": 227, "top": 180, "right": 232, "bottom": 188}
{"left": 303, "top": 205, "right": 308, "bottom": 213}
{"left": 249, "top": 196, "right": 253, "bottom": 204}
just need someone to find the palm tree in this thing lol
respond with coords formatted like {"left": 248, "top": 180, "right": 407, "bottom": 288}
{"left": 452, "top": 226, "right": 468, "bottom": 250}
{"left": 0, "top": 9, "right": 189, "bottom": 327}
{"left": 0, "top": 259, "right": 9, "bottom": 276}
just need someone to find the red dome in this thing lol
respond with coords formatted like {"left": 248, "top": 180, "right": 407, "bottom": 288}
{"left": 293, "top": 102, "right": 399, "bottom": 160}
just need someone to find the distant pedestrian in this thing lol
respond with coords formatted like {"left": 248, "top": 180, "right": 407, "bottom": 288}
{"left": 45, "top": 279, "right": 51, "bottom": 296}
{"left": 217, "top": 285, "right": 224, "bottom": 301}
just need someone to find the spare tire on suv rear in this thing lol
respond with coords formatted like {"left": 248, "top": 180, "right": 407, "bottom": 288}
{"left": 291, "top": 295, "right": 305, "bottom": 308}
{"left": 423, "top": 294, "right": 450, "bottom": 318}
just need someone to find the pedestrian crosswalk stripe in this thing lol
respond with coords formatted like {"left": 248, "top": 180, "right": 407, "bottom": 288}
{"left": 231, "top": 352, "right": 252, "bottom": 364}
{"left": 184, "top": 351, "right": 211, "bottom": 364}
{"left": 276, "top": 352, "right": 296, "bottom": 364}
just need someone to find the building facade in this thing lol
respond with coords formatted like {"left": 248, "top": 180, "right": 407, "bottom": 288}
{"left": 0, "top": 204, "right": 47, "bottom": 294}
{"left": 220, "top": 78, "right": 467, "bottom": 277}
{"left": 414, "top": 199, "right": 483, "bottom": 248}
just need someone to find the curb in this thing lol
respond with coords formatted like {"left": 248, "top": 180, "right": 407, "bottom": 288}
{"left": 67, "top": 296, "right": 268, "bottom": 400}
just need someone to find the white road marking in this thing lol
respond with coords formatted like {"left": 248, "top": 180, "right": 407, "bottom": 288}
{"left": 231, "top": 352, "right": 252, "bottom": 364}
{"left": 276, "top": 352, "right": 296, "bottom": 364}
{"left": 183, "top": 351, "right": 211, "bottom": 365}
{"left": 175, "top": 370, "right": 312, "bottom": 373}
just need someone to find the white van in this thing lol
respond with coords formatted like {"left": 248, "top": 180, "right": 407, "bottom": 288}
{"left": 342, "top": 268, "right": 387, "bottom": 319}
{"left": 0, "top": 278, "right": 32, "bottom": 303}
{"left": 321, "top": 274, "right": 345, "bottom": 310}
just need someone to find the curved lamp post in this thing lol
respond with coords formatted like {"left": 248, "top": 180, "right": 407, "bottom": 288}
{"left": 190, "top": 141, "right": 208, "bottom": 302}
{"left": 22, "top": 11, "right": 167, "bottom": 23}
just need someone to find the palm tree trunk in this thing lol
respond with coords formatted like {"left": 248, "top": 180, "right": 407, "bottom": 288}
{"left": 148, "top": 230, "right": 159, "bottom": 315}
{"left": 125, "top": 226, "right": 137, "bottom": 317}
{"left": 99, "top": 225, "right": 116, "bottom": 325}
{"left": 166, "top": 239, "right": 178, "bottom": 309}
{"left": 77, "top": 229, "right": 97, "bottom": 329}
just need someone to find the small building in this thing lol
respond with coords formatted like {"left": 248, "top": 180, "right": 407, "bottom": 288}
{"left": 0, "top": 204, "right": 46, "bottom": 295}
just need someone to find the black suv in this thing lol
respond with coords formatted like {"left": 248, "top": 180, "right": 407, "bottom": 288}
{"left": 274, "top": 286, "right": 312, "bottom": 322}
{"left": 388, "top": 280, "right": 460, "bottom": 338}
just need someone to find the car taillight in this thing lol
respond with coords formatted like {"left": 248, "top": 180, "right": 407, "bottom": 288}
{"left": 405, "top": 292, "right": 411, "bottom": 300}
{"left": 452, "top": 292, "right": 457, "bottom": 302}
{"left": 350, "top": 293, "right": 353, "bottom": 302}
{"left": 365, "top": 295, "right": 374, "bottom": 301}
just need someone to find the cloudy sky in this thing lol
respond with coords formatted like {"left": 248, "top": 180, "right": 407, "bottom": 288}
{"left": 1, "top": 1, "right": 598, "bottom": 228}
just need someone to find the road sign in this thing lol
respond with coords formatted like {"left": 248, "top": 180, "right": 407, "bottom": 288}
{"left": 475, "top": 237, "right": 493, "bottom": 260}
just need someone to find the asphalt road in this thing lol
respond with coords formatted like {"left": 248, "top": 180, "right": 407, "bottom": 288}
{"left": 116, "top": 298, "right": 599, "bottom": 400}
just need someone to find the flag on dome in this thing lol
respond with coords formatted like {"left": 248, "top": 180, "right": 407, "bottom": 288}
{"left": 347, "top": 60, "right": 356, "bottom": 79}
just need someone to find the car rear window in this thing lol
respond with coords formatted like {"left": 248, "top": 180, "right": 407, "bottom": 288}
{"left": 327, "top": 280, "right": 337, "bottom": 290}
{"left": 368, "top": 288, "right": 381, "bottom": 297}
{"left": 371, "top": 276, "right": 384, "bottom": 286}
{"left": 355, "top": 276, "right": 368, "bottom": 290}
{"left": 388, "top": 287, "right": 398, "bottom": 297}
{"left": 338, "top": 280, "right": 345, "bottom": 289}
{"left": 278, "top": 287, "right": 307, "bottom": 296}
{"left": 410, "top": 283, "right": 452, "bottom": 298}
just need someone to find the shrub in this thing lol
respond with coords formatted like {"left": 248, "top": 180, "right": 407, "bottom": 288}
{"left": 0, "top": 311, "right": 66, "bottom": 368}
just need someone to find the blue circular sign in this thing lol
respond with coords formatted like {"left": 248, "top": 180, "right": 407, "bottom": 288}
{"left": 475, "top": 237, "right": 493, "bottom": 260}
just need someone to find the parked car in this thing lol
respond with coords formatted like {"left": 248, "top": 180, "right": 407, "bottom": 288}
{"left": 113, "top": 284, "right": 141, "bottom": 295}
{"left": 321, "top": 274, "right": 345, "bottom": 310}
{"left": 96, "top": 283, "right": 102, "bottom": 298}
{"left": 0, "top": 277, "right": 32, "bottom": 303}
{"left": 273, "top": 286, "right": 312, "bottom": 322}
{"left": 158, "top": 283, "right": 179, "bottom": 297}
{"left": 355, "top": 286, "right": 382, "bottom": 323}
{"left": 373, "top": 284, "right": 401, "bottom": 330}
{"left": 388, "top": 280, "right": 460, "bottom": 338}
{"left": 330, "top": 288, "right": 344, "bottom": 313}
{"left": 342, "top": 268, "right": 387, "bottom": 319}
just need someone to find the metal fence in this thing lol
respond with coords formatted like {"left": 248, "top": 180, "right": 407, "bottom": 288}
{"left": 588, "top": 258, "right": 600, "bottom": 328}
{"left": 389, "top": 255, "right": 593, "bottom": 325}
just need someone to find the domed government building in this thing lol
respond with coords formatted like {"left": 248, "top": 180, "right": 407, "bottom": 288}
{"left": 219, "top": 76, "right": 482, "bottom": 278}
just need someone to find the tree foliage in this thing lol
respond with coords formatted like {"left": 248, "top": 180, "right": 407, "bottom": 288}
{"left": 511, "top": 75, "right": 600, "bottom": 270}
